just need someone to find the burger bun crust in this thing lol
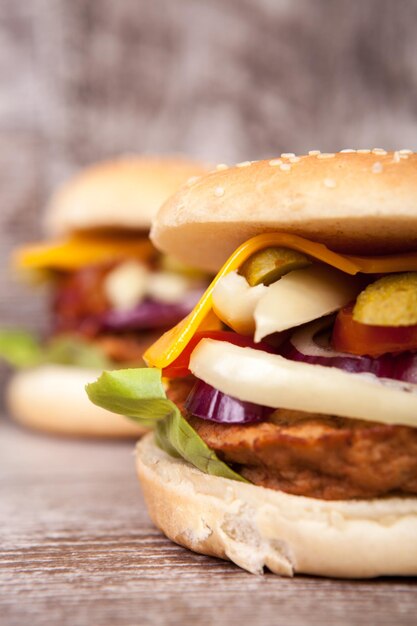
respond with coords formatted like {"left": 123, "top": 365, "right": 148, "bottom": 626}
{"left": 136, "top": 433, "right": 417, "bottom": 578}
{"left": 7, "top": 365, "right": 146, "bottom": 438}
{"left": 152, "top": 150, "right": 417, "bottom": 272}
{"left": 45, "top": 155, "right": 208, "bottom": 237}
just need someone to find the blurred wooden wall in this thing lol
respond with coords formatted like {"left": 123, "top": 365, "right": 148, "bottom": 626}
{"left": 0, "top": 0, "right": 417, "bottom": 388}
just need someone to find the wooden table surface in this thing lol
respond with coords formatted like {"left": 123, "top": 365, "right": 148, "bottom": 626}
{"left": 1, "top": 416, "right": 416, "bottom": 626}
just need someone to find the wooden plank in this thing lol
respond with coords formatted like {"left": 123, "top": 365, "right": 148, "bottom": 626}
{"left": 0, "top": 418, "right": 415, "bottom": 626}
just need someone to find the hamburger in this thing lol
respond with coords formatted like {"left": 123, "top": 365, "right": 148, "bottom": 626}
{"left": 2, "top": 155, "right": 209, "bottom": 437}
{"left": 87, "top": 150, "right": 417, "bottom": 576}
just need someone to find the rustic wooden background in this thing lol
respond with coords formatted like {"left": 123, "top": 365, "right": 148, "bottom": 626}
{"left": 1, "top": 2, "right": 417, "bottom": 624}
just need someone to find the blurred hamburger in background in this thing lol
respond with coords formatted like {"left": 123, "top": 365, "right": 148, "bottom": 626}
{"left": 1, "top": 155, "right": 209, "bottom": 437}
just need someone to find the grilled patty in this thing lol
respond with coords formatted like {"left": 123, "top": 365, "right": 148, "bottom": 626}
{"left": 53, "top": 264, "right": 111, "bottom": 336}
{"left": 95, "top": 332, "right": 161, "bottom": 365}
{"left": 168, "top": 380, "right": 417, "bottom": 500}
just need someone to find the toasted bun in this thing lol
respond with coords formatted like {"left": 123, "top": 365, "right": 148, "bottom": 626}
{"left": 7, "top": 365, "right": 146, "bottom": 438}
{"left": 152, "top": 150, "right": 417, "bottom": 272}
{"left": 45, "top": 155, "right": 208, "bottom": 237}
{"left": 136, "top": 433, "right": 417, "bottom": 578}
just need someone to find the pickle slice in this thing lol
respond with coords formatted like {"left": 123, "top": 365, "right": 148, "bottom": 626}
{"left": 353, "top": 273, "right": 417, "bottom": 326}
{"left": 240, "top": 247, "right": 311, "bottom": 286}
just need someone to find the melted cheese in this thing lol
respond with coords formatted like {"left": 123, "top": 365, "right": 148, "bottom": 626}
{"left": 104, "top": 261, "right": 149, "bottom": 311}
{"left": 144, "top": 233, "right": 417, "bottom": 368}
{"left": 212, "top": 271, "right": 267, "bottom": 335}
{"left": 15, "top": 234, "right": 155, "bottom": 271}
{"left": 254, "top": 265, "right": 359, "bottom": 341}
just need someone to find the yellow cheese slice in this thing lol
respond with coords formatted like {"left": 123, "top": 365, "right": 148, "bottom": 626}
{"left": 15, "top": 234, "right": 155, "bottom": 271}
{"left": 144, "top": 233, "right": 417, "bottom": 369}
{"left": 348, "top": 252, "right": 417, "bottom": 274}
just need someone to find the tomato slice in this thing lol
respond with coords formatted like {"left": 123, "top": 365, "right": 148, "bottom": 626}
{"left": 162, "top": 330, "right": 274, "bottom": 378}
{"left": 332, "top": 305, "right": 417, "bottom": 357}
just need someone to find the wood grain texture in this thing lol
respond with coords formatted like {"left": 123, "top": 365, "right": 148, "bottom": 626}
{"left": 1, "top": 418, "right": 416, "bottom": 626}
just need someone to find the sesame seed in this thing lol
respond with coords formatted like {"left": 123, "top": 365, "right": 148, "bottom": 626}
{"left": 216, "top": 163, "right": 228, "bottom": 171}
{"left": 392, "top": 150, "right": 410, "bottom": 162}
{"left": 236, "top": 160, "right": 251, "bottom": 167}
{"left": 281, "top": 152, "right": 296, "bottom": 158}
{"left": 317, "top": 153, "right": 335, "bottom": 159}
{"left": 186, "top": 176, "right": 200, "bottom": 187}
{"left": 357, "top": 149, "right": 371, "bottom": 154}
{"left": 280, "top": 163, "right": 291, "bottom": 172}
{"left": 399, "top": 149, "right": 413, "bottom": 154}
{"left": 309, "top": 150, "right": 321, "bottom": 156}
{"left": 371, "top": 162, "right": 383, "bottom": 174}
{"left": 323, "top": 178, "right": 336, "bottom": 188}
{"left": 269, "top": 159, "right": 282, "bottom": 166}
{"left": 289, "top": 156, "right": 301, "bottom": 163}
{"left": 214, "top": 186, "right": 225, "bottom": 197}
{"left": 340, "top": 149, "right": 356, "bottom": 153}
{"left": 372, "top": 148, "right": 387, "bottom": 155}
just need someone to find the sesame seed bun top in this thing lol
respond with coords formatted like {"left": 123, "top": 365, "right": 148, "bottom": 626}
{"left": 151, "top": 150, "right": 417, "bottom": 272}
{"left": 44, "top": 155, "right": 209, "bottom": 237}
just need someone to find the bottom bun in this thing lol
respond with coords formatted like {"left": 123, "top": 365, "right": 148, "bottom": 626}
{"left": 7, "top": 365, "right": 146, "bottom": 438}
{"left": 136, "top": 433, "right": 417, "bottom": 578}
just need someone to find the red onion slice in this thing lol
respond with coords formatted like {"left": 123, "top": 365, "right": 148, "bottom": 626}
{"left": 100, "top": 289, "right": 204, "bottom": 332}
{"left": 280, "top": 318, "right": 417, "bottom": 384}
{"left": 185, "top": 379, "right": 271, "bottom": 424}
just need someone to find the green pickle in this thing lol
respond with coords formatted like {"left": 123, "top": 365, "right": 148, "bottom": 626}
{"left": 353, "top": 272, "right": 417, "bottom": 326}
{"left": 240, "top": 247, "right": 311, "bottom": 286}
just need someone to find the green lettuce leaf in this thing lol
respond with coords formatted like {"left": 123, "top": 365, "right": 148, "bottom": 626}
{"left": 46, "top": 335, "right": 112, "bottom": 369}
{"left": 87, "top": 368, "right": 175, "bottom": 428}
{"left": 0, "top": 329, "right": 43, "bottom": 368}
{"left": 0, "top": 329, "right": 112, "bottom": 370}
{"left": 86, "top": 368, "right": 248, "bottom": 483}
{"left": 155, "top": 409, "right": 246, "bottom": 481}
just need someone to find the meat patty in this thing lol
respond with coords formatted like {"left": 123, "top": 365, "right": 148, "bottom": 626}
{"left": 53, "top": 264, "right": 111, "bottom": 335}
{"left": 94, "top": 331, "right": 162, "bottom": 365}
{"left": 185, "top": 406, "right": 417, "bottom": 500}
{"left": 167, "top": 376, "right": 196, "bottom": 409}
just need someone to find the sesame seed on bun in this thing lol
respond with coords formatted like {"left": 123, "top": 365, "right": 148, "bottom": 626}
{"left": 151, "top": 150, "right": 417, "bottom": 272}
